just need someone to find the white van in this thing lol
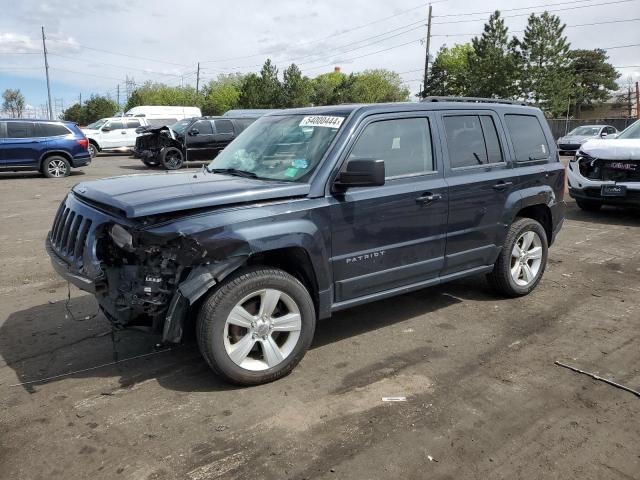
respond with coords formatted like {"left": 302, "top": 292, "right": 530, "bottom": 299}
{"left": 125, "top": 105, "right": 201, "bottom": 121}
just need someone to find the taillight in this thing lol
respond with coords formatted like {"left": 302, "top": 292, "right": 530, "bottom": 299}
{"left": 77, "top": 138, "right": 88, "bottom": 150}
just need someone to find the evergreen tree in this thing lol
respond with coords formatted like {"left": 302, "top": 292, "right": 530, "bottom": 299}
{"left": 518, "top": 12, "right": 572, "bottom": 115}
{"left": 282, "top": 64, "right": 313, "bottom": 107}
{"left": 567, "top": 49, "right": 619, "bottom": 116}
{"left": 422, "top": 44, "right": 474, "bottom": 97}
{"left": 467, "top": 11, "right": 520, "bottom": 98}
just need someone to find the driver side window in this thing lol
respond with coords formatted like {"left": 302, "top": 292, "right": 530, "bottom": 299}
{"left": 349, "top": 117, "right": 434, "bottom": 179}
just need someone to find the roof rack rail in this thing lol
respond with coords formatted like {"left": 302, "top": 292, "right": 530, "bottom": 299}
{"left": 421, "top": 96, "right": 528, "bottom": 106}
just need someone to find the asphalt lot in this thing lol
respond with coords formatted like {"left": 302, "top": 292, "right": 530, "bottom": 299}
{"left": 0, "top": 154, "right": 639, "bottom": 480}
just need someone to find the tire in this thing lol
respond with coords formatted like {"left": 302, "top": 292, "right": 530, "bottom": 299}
{"left": 197, "top": 267, "right": 316, "bottom": 385}
{"left": 161, "top": 147, "right": 184, "bottom": 170}
{"left": 42, "top": 156, "right": 71, "bottom": 178}
{"left": 88, "top": 143, "right": 98, "bottom": 158}
{"left": 576, "top": 199, "right": 602, "bottom": 211}
{"left": 487, "top": 217, "right": 548, "bottom": 297}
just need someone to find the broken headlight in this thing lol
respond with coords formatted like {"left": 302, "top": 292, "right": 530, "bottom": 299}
{"left": 109, "top": 224, "right": 133, "bottom": 250}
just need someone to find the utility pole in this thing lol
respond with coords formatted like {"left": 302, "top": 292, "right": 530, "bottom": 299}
{"left": 79, "top": 92, "right": 82, "bottom": 106}
{"left": 196, "top": 62, "right": 201, "bottom": 94}
{"left": 41, "top": 26, "right": 53, "bottom": 120}
{"left": 636, "top": 81, "right": 639, "bottom": 119}
{"left": 422, "top": 4, "right": 433, "bottom": 98}
{"left": 117, "top": 84, "right": 120, "bottom": 110}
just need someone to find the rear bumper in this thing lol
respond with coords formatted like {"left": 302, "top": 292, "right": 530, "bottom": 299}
{"left": 71, "top": 153, "right": 91, "bottom": 168}
{"left": 558, "top": 143, "right": 581, "bottom": 152}
{"left": 46, "top": 236, "right": 98, "bottom": 293}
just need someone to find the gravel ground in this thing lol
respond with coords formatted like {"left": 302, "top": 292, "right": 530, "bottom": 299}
{"left": 0, "top": 154, "right": 638, "bottom": 480}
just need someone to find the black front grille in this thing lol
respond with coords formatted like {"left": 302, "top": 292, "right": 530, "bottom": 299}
{"left": 50, "top": 203, "right": 93, "bottom": 268}
{"left": 579, "top": 159, "right": 640, "bottom": 182}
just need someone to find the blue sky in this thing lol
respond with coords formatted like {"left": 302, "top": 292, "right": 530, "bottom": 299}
{"left": 1, "top": 0, "right": 639, "bottom": 117}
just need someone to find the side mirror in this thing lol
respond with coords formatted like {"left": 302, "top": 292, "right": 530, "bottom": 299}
{"left": 101, "top": 126, "right": 112, "bottom": 132}
{"left": 334, "top": 159, "right": 385, "bottom": 189}
{"left": 188, "top": 128, "right": 199, "bottom": 136}
{"left": 600, "top": 132, "right": 608, "bottom": 138}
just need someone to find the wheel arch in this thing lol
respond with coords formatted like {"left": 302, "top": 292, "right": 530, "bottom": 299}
{"left": 514, "top": 203, "right": 552, "bottom": 245}
{"left": 39, "top": 150, "right": 73, "bottom": 171}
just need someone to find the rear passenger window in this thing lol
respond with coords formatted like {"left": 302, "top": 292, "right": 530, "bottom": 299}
{"left": 443, "top": 115, "right": 503, "bottom": 168}
{"left": 505, "top": 114, "right": 549, "bottom": 161}
{"left": 349, "top": 117, "right": 434, "bottom": 178}
{"left": 125, "top": 120, "right": 141, "bottom": 129}
{"left": 214, "top": 120, "right": 234, "bottom": 135}
{"left": 6, "top": 121, "right": 35, "bottom": 138}
{"left": 37, "top": 123, "right": 70, "bottom": 137}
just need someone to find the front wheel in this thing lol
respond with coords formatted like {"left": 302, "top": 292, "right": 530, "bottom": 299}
{"left": 576, "top": 199, "right": 602, "bottom": 212}
{"left": 197, "top": 268, "right": 316, "bottom": 385}
{"left": 161, "top": 147, "right": 184, "bottom": 170}
{"left": 487, "top": 217, "right": 548, "bottom": 297}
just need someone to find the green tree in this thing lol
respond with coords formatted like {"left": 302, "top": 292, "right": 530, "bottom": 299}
{"left": 567, "top": 49, "right": 619, "bottom": 116}
{"left": 468, "top": 11, "right": 520, "bottom": 98}
{"left": 312, "top": 71, "right": 353, "bottom": 105}
{"left": 348, "top": 69, "right": 410, "bottom": 103}
{"left": 2, "top": 88, "right": 26, "bottom": 117}
{"left": 124, "top": 82, "right": 202, "bottom": 111}
{"left": 61, "top": 103, "right": 85, "bottom": 123}
{"left": 201, "top": 74, "right": 243, "bottom": 115}
{"left": 83, "top": 95, "right": 118, "bottom": 123}
{"left": 518, "top": 12, "right": 572, "bottom": 116}
{"left": 422, "top": 44, "right": 474, "bottom": 97}
{"left": 238, "top": 59, "right": 284, "bottom": 108}
{"left": 282, "top": 64, "right": 313, "bottom": 107}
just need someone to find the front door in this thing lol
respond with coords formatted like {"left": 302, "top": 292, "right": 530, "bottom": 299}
{"left": 212, "top": 119, "right": 236, "bottom": 155}
{"left": 330, "top": 114, "right": 448, "bottom": 305}
{"left": 99, "top": 120, "right": 127, "bottom": 148}
{"left": 439, "top": 111, "right": 518, "bottom": 275}
{"left": 2, "top": 121, "right": 44, "bottom": 168}
{"left": 185, "top": 120, "right": 215, "bottom": 160}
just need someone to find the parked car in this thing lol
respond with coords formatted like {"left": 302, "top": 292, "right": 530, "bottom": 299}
{"left": 567, "top": 119, "right": 640, "bottom": 210}
{"left": 133, "top": 116, "right": 257, "bottom": 169}
{"left": 0, "top": 119, "right": 90, "bottom": 178}
{"left": 557, "top": 125, "right": 617, "bottom": 155}
{"left": 46, "top": 99, "right": 565, "bottom": 385}
{"left": 82, "top": 116, "right": 150, "bottom": 158}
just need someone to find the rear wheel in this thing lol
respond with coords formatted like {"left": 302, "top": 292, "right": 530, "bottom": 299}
{"left": 576, "top": 199, "right": 602, "bottom": 211}
{"left": 42, "top": 156, "right": 71, "bottom": 178}
{"left": 197, "top": 268, "right": 316, "bottom": 385}
{"left": 487, "top": 217, "right": 548, "bottom": 297}
{"left": 88, "top": 143, "right": 98, "bottom": 158}
{"left": 161, "top": 147, "right": 184, "bottom": 170}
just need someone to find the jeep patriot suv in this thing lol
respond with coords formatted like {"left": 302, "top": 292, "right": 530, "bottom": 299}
{"left": 46, "top": 98, "right": 566, "bottom": 385}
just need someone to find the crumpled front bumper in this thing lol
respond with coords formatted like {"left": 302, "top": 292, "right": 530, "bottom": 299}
{"left": 46, "top": 236, "right": 101, "bottom": 293}
{"left": 567, "top": 160, "right": 640, "bottom": 205}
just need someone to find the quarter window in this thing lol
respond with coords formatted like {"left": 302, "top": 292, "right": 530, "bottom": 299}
{"left": 505, "top": 114, "right": 549, "bottom": 162}
{"left": 214, "top": 119, "right": 234, "bottom": 135}
{"left": 349, "top": 117, "right": 434, "bottom": 178}
{"left": 443, "top": 115, "right": 503, "bottom": 168}
{"left": 6, "top": 121, "right": 35, "bottom": 138}
{"left": 36, "top": 123, "right": 70, "bottom": 137}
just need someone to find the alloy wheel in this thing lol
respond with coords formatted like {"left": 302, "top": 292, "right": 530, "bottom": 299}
{"left": 223, "top": 288, "right": 302, "bottom": 371}
{"left": 510, "top": 231, "right": 543, "bottom": 286}
{"left": 47, "top": 159, "right": 68, "bottom": 177}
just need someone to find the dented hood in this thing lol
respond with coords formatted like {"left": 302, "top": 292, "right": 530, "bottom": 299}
{"left": 72, "top": 171, "right": 310, "bottom": 218}
{"left": 580, "top": 139, "right": 640, "bottom": 160}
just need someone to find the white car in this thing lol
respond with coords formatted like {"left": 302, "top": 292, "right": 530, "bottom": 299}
{"left": 567, "top": 120, "right": 640, "bottom": 210}
{"left": 82, "top": 117, "right": 148, "bottom": 157}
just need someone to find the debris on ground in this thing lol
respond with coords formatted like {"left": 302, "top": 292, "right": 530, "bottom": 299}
{"left": 382, "top": 396, "right": 407, "bottom": 402}
{"left": 555, "top": 361, "right": 640, "bottom": 398}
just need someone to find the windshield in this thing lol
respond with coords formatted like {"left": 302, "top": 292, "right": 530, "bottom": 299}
{"left": 617, "top": 120, "right": 640, "bottom": 139}
{"left": 568, "top": 126, "right": 600, "bottom": 136}
{"left": 85, "top": 119, "right": 107, "bottom": 129}
{"left": 208, "top": 114, "right": 345, "bottom": 182}
{"left": 169, "top": 119, "right": 192, "bottom": 135}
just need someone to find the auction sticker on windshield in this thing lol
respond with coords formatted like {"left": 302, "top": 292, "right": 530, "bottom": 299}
{"left": 299, "top": 116, "right": 344, "bottom": 128}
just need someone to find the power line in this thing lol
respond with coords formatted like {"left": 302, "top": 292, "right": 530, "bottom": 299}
{"left": 48, "top": 52, "right": 189, "bottom": 78}
{"left": 431, "top": 0, "right": 637, "bottom": 24}
{"left": 74, "top": 44, "right": 191, "bottom": 67}
{"left": 433, "top": 0, "right": 620, "bottom": 17}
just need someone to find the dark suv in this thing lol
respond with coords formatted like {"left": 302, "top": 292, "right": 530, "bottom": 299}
{"left": 46, "top": 99, "right": 565, "bottom": 385}
{"left": 0, "top": 119, "right": 90, "bottom": 177}
{"left": 133, "top": 116, "right": 256, "bottom": 170}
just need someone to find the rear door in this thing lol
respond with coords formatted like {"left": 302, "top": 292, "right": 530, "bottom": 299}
{"left": 100, "top": 120, "right": 127, "bottom": 148}
{"left": 330, "top": 113, "right": 449, "bottom": 304}
{"left": 439, "top": 110, "right": 518, "bottom": 275}
{"left": 212, "top": 119, "right": 236, "bottom": 153}
{"left": 3, "top": 121, "right": 44, "bottom": 168}
{"left": 123, "top": 118, "right": 143, "bottom": 147}
{"left": 185, "top": 120, "right": 215, "bottom": 160}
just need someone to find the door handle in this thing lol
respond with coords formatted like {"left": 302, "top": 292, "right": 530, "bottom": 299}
{"left": 121, "top": 131, "right": 127, "bottom": 134}
{"left": 415, "top": 193, "right": 443, "bottom": 205}
{"left": 492, "top": 181, "right": 513, "bottom": 191}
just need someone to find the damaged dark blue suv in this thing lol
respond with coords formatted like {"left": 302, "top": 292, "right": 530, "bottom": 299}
{"left": 46, "top": 98, "right": 565, "bottom": 385}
